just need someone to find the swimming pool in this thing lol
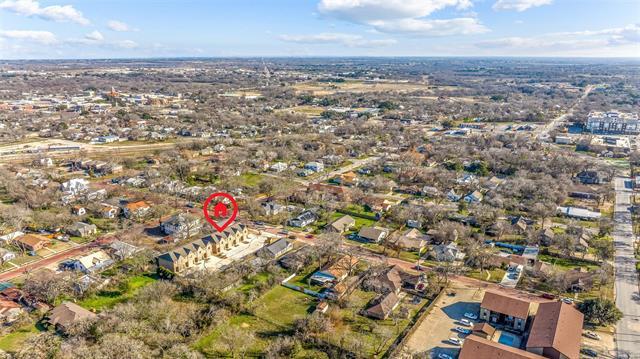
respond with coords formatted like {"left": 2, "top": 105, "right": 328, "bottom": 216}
{"left": 498, "top": 332, "right": 517, "bottom": 347}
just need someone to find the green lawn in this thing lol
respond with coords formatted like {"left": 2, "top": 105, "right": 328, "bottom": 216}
{"left": 194, "top": 285, "right": 313, "bottom": 357}
{"left": 239, "top": 173, "right": 264, "bottom": 188}
{"left": 467, "top": 268, "right": 506, "bottom": 283}
{"left": 0, "top": 323, "right": 43, "bottom": 353}
{"left": 78, "top": 274, "right": 157, "bottom": 311}
{"left": 538, "top": 254, "right": 599, "bottom": 271}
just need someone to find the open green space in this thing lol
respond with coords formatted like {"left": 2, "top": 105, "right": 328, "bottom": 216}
{"left": 78, "top": 274, "right": 157, "bottom": 311}
{"left": 0, "top": 323, "right": 44, "bottom": 353}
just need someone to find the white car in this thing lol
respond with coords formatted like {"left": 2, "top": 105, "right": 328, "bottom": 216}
{"left": 585, "top": 331, "right": 601, "bottom": 340}
{"left": 464, "top": 312, "right": 478, "bottom": 320}
{"left": 460, "top": 318, "right": 473, "bottom": 326}
{"left": 455, "top": 326, "right": 472, "bottom": 334}
{"left": 561, "top": 298, "right": 574, "bottom": 304}
{"left": 438, "top": 354, "right": 453, "bottom": 359}
{"left": 447, "top": 337, "right": 463, "bottom": 346}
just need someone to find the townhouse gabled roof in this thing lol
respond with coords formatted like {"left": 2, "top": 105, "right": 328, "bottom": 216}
{"left": 481, "top": 290, "right": 532, "bottom": 319}
{"left": 526, "top": 302, "right": 584, "bottom": 359}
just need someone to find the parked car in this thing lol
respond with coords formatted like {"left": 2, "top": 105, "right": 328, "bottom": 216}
{"left": 460, "top": 319, "right": 473, "bottom": 326}
{"left": 464, "top": 312, "right": 478, "bottom": 320}
{"left": 305, "top": 234, "right": 314, "bottom": 238}
{"left": 447, "top": 337, "right": 463, "bottom": 346}
{"left": 580, "top": 348, "right": 598, "bottom": 357}
{"left": 561, "top": 298, "right": 574, "bottom": 304}
{"left": 254, "top": 221, "right": 265, "bottom": 226}
{"left": 455, "top": 326, "right": 471, "bottom": 334}
{"left": 584, "top": 332, "right": 601, "bottom": 340}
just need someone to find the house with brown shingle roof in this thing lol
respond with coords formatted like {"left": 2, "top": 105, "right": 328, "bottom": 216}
{"left": 460, "top": 335, "right": 545, "bottom": 359}
{"left": 364, "top": 291, "right": 400, "bottom": 320}
{"left": 48, "top": 301, "right": 96, "bottom": 333}
{"left": 328, "top": 215, "right": 355, "bottom": 233}
{"left": 479, "top": 290, "right": 535, "bottom": 332}
{"left": 526, "top": 302, "right": 584, "bottom": 359}
{"left": 15, "top": 234, "right": 49, "bottom": 252}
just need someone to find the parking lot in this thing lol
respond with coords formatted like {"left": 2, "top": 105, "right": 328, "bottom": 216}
{"left": 403, "top": 280, "right": 485, "bottom": 357}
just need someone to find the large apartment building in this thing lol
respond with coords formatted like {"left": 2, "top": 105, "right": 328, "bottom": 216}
{"left": 585, "top": 111, "right": 639, "bottom": 134}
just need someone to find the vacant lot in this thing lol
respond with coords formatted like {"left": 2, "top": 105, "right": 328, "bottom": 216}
{"left": 293, "top": 80, "right": 430, "bottom": 95}
{"left": 79, "top": 274, "right": 157, "bottom": 311}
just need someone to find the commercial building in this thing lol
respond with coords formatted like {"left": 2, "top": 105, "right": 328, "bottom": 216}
{"left": 585, "top": 111, "right": 639, "bottom": 134}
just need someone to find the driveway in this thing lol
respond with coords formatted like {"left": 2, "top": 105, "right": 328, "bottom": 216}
{"left": 612, "top": 177, "right": 640, "bottom": 359}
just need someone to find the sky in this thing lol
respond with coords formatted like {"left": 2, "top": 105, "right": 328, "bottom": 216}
{"left": 0, "top": 0, "right": 638, "bottom": 59}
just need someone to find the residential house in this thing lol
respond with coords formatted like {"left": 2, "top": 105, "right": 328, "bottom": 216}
{"left": 364, "top": 292, "right": 400, "bottom": 320}
{"left": 66, "top": 250, "right": 114, "bottom": 273}
{"left": 122, "top": 201, "right": 151, "bottom": 219}
{"left": 60, "top": 178, "right": 89, "bottom": 195}
{"left": 362, "top": 196, "right": 392, "bottom": 213}
{"left": 15, "top": 234, "right": 49, "bottom": 252}
{"left": 539, "top": 228, "right": 555, "bottom": 246}
{"left": 310, "top": 256, "right": 359, "bottom": 285}
{"left": 396, "top": 228, "right": 427, "bottom": 252}
{"left": 335, "top": 171, "right": 358, "bottom": 186}
{"left": 430, "top": 242, "right": 465, "bottom": 262}
{"left": 447, "top": 189, "right": 461, "bottom": 202}
{"left": 261, "top": 201, "right": 284, "bottom": 216}
{"left": 575, "top": 170, "right": 605, "bottom": 185}
{"left": 107, "top": 240, "right": 139, "bottom": 260}
{"left": 369, "top": 266, "right": 403, "bottom": 294}
{"left": 289, "top": 210, "right": 317, "bottom": 228}
{"left": 526, "top": 302, "right": 583, "bottom": 359}
{"left": 48, "top": 301, "right": 97, "bottom": 333}
{"left": 304, "top": 161, "right": 324, "bottom": 172}
{"left": 161, "top": 213, "right": 202, "bottom": 239}
{"left": 308, "top": 183, "right": 352, "bottom": 201}
{"left": 260, "top": 238, "right": 293, "bottom": 259}
{"left": 100, "top": 203, "right": 118, "bottom": 218}
{"left": 479, "top": 291, "right": 535, "bottom": 332}
{"left": 464, "top": 190, "right": 484, "bottom": 203}
{"left": 0, "top": 231, "right": 24, "bottom": 244}
{"left": 71, "top": 205, "right": 86, "bottom": 216}
{"left": 328, "top": 215, "right": 355, "bottom": 233}
{"left": 67, "top": 222, "right": 97, "bottom": 238}
{"left": 0, "top": 299, "right": 24, "bottom": 323}
{"left": 358, "top": 226, "right": 389, "bottom": 243}
{"left": 269, "top": 162, "right": 288, "bottom": 172}
{"left": 156, "top": 223, "right": 248, "bottom": 273}
{"left": 0, "top": 249, "right": 16, "bottom": 264}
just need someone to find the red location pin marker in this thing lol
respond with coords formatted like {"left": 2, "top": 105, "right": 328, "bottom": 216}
{"left": 203, "top": 192, "right": 239, "bottom": 232}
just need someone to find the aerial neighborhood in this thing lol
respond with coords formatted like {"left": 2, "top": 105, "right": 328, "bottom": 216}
{"left": 0, "top": 52, "right": 636, "bottom": 358}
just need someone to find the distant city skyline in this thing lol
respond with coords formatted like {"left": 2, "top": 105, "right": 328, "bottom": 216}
{"left": 0, "top": 0, "right": 638, "bottom": 59}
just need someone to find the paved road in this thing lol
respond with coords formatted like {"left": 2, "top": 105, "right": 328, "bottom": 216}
{"left": 535, "top": 84, "right": 595, "bottom": 141}
{"left": 612, "top": 177, "right": 640, "bottom": 359}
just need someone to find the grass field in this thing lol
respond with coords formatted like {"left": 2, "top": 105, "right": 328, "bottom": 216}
{"left": 194, "top": 285, "right": 314, "bottom": 356}
{"left": 538, "top": 253, "right": 599, "bottom": 271}
{"left": 79, "top": 274, "right": 157, "bottom": 311}
{"left": 0, "top": 323, "right": 44, "bottom": 353}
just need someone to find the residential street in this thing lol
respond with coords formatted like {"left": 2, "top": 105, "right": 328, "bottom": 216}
{"left": 612, "top": 177, "right": 640, "bottom": 358}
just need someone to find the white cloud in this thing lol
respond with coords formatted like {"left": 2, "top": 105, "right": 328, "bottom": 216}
{"left": 115, "top": 40, "right": 138, "bottom": 49}
{"left": 0, "top": 0, "right": 89, "bottom": 25}
{"left": 492, "top": 0, "right": 552, "bottom": 12}
{"left": 370, "top": 17, "right": 488, "bottom": 36}
{"left": 317, "top": 0, "right": 487, "bottom": 36}
{"left": 477, "top": 24, "right": 640, "bottom": 54}
{"left": 107, "top": 20, "right": 136, "bottom": 32}
{"left": 0, "top": 29, "right": 57, "bottom": 44}
{"left": 84, "top": 30, "right": 104, "bottom": 42}
{"left": 280, "top": 32, "right": 396, "bottom": 47}
{"left": 318, "top": 0, "right": 472, "bottom": 22}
